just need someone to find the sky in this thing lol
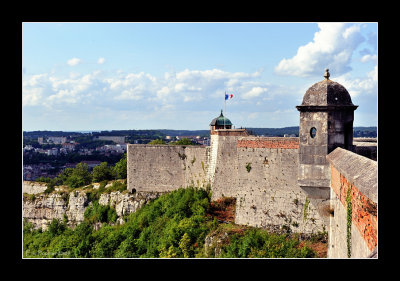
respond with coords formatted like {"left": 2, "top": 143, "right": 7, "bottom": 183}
{"left": 22, "top": 22, "right": 378, "bottom": 131}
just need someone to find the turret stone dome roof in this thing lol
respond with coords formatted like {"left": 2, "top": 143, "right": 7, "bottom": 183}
{"left": 210, "top": 110, "right": 232, "bottom": 126}
{"left": 297, "top": 69, "right": 357, "bottom": 110}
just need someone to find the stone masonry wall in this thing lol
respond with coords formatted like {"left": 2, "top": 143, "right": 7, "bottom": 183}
{"left": 184, "top": 146, "right": 210, "bottom": 189}
{"left": 210, "top": 135, "right": 243, "bottom": 200}
{"left": 327, "top": 148, "right": 377, "bottom": 258}
{"left": 127, "top": 144, "right": 209, "bottom": 193}
{"left": 234, "top": 137, "right": 328, "bottom": 235}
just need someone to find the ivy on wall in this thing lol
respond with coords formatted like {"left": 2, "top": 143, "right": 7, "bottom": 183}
{"left": 346, "top": 185, "right": 353, "bottom": 258}
{"left": 303, "top": 197, "right": 310, "bottom": 221}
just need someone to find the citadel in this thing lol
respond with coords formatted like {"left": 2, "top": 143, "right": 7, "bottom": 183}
{"left": 127, "top": 69, "right": 377, "bottom": 258}
{"left": 22, "top": 69, "right": 377, "bottom": 259}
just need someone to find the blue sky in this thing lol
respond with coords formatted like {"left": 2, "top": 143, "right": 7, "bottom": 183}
{"left": 22, "top": 22, "right": 377, "bottom": 131}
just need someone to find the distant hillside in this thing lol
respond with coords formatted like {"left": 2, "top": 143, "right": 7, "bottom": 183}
{"left": 247, "top": 127, "right": 299, "bottom": 137}
{"left": 353, "top": 127, "right": 377, "bottom": 138}
{"left": 23, "top": 126, "right": 377, "bottom": 139}
{"left": 158, "top": 130, "right": 210, "bottom": 137}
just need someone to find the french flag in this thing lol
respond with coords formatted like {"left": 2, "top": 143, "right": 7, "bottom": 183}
{"left": 225, "top": 92, "right": 234, "bottom": 100}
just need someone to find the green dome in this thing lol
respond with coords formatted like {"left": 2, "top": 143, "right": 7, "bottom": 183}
{"left": 210, "top": 110, "right": 232, "bottom": 126}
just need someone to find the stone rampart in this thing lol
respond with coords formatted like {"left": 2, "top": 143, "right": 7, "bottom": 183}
{"left": 327, "top": 148, "right": 377, "bottom": 258}
{"left": 233, "top": 137, "right": 328, "bottom": 235}
{"left": 209, "top": 135, "right": 244, "bottom": 200}
{"left": 127, "top": 144, "right": 209, "bottom": 193}
{"left": 237, "top": 137, "right": 299, "bottom": 149}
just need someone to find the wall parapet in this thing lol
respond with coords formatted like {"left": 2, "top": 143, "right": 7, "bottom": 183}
{"left": 237, "top": 137, "right": 299, "bottom": 149}
{"left": 327, "top": 147, "right": 377, "bottom": 203}
{"left": 326, "top": 147, "right": 377, "bottom": 258}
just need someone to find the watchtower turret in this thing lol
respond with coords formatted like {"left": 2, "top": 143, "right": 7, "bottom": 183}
{"left": 296, "top": 69, "right": 358, "bottom": 189}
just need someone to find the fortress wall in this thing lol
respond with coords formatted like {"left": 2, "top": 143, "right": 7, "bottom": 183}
{"left": 127, "top": 145, "right": 187, "bottom": 193}
{"left": 327, "top": 148, "right": 377, "bottom": 258}
{"left": 183, "top": 146, "right": 210, "bottom": 189}
{"left": 210, "top": 135, "right": 243, "bottom": 200}
{"left": 127, "top": 144, "right": 209, "bottom": 193}
{"left": 234, "top": 137, "right": 328, "bottom": 235}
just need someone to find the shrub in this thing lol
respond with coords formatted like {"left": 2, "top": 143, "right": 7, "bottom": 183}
{"left": 92, "top": 162, "right": 113, "bottom": 183}
{"left": 113, "top": 153, "right": 127, "bottom": 179}
{"left": 84, "top": 201, "right": 118, "bottom": 224}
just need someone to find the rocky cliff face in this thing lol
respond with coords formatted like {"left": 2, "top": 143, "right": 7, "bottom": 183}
{"left": 23, "top": 183, "right": 162, "bottom": 231}
{"left": 98, "top": 191, "right": 160, "bottom": 218}
{"left": 23, "top": 191, "right": 89, "bottom": 230}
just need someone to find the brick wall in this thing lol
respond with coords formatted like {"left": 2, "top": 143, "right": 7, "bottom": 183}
{"left": 327, "top": 148, "right": 377, "bottom": 258}
{"left": 237, "top": 137, "right": 299, "bottom": 149}
{"left": 330, "top": 165, "right": 377, "bottom": 252}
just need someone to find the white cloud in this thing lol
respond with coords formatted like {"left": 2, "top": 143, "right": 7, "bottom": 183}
{"left": 156, "top": 86, "right": 171, "bottom": 99}
{"left": 22, "top": 68, "right": 291, "bottom": 120}
{"left": 334, "top": 65, "right": 377, "bottom": 98}
{"left": 97, "top": 57, "right": 106, "bottom": 64}
{"left": 67, "top": 58, "right": 82, "bottom": 66}
{"left": 242, "top": 87, "right": 268, "bottom": 100}
{"left": 360, "top": 54, "right": 377, "bottom": 63}
{"left": 275, "top": 23, "right": 366, "bottom": 77}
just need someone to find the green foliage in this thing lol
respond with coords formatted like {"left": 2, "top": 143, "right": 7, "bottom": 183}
{"left": 47, "top": 163, "right": 92, "bottom": 188}
{"left": 92, "top": 162, "right": 113, "bottom": 183}
{"left": 172, "top": 138, "right": 193, "bottom": 145}
{"left": 84, "top": 201, "right": 118, "bottom": 224}
{"left": 218, "top": 228, "right": 316, "bottom": 258}
{"left": 346, "top": 185, "right": 353, "bottom": 258}
{"left": 113, "top": 153, "right": 127, "bottom": 179}
{"left": 245, "top": 163, "right": 252, "bottom": 173}
{"left": 23, "top": 186, "right": 318, "bottom": 259}
{"left": 148, "top": 139, "right": 166, "bottom": 145}
{"left": 48, "top": 218, "right": 66, "bottom": 237}
{"left": 105, "top": 181, "right": 127, "bottom": 193}
{"left": 303, "top": 197, "right": 310, "bottom": 221}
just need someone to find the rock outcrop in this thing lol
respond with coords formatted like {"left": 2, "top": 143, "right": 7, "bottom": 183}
{"left": 98, "top": 191, "right": 160, "bottom": 218}
{"left": 23, "top": 182, "right": 163, "bottom": 231}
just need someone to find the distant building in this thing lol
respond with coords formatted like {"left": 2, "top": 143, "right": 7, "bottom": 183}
{"left": 81, "top": 160, "right": 102, "bottom": 170}
{"left": 96, "top": 144, "right": 126, "bottom": 154}
{"left": 47, "top": 136, "right": 67, "bottom": 144}
{"left": 62, "top": 142, "right": 77, "bottom": 151}
{"left": 47, "top": 148, "right": 58, "bottom": 156}
{"left": 94, "top": 136, "right": 126, "bottom": 144}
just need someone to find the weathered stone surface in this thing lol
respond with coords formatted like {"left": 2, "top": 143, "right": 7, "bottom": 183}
{"left": 327, "top": 149, "right": 377, "bottom": 258}
{"left": 327, "top": 147, "right": 377, "bottom": 202}
{"left": 127, "top": 145, "right": 210, "bottom": 193}
{"left": 23, "top": 183, "right": 162, "bottom": 230}
{"left": 23, "top": 193, "right": 67, "bottom": 230}
{"left": 23, "top": 181, "right": 48, "bottom": 194}
{"left": 98, "top": 191, "right": 159, "bottom": 217}
{"left": 299, "top": 79, "right": 355, "bottom": 107}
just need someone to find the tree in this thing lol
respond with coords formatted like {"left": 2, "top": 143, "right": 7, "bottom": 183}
{"left": 65, "top": 163, "right": 92, "bottom": 188}
{"left": 148, "top": 139, "right": 166, "bottom": 145}
{"left": 172, "top": 138, "right": 193, "bottom": 145}
{"left": 113, "top": 153, "right": 127, "bottom": 179}
{"left": 92, "top": 162, "right": 113, "bottom": 183}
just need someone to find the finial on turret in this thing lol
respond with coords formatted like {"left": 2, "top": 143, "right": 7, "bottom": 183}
{"left": 324, "top": 68, "right": 330, "bottom": 80}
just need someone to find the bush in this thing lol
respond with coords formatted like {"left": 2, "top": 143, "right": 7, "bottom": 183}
{"left": 148, "top": 139, "right": 166, "bottom": 145}
{"left": 219, "top": 228, "right": 317, "bottom": 258}
{"left": 84, "top": 201, "right": 118, "bottom": 224}
{"left": 92, "top": 162, "right": 113, "bottom": 183}
{"left": 113, "top": 154, "right": 127, "bottom": 179}
{"left": 23, "top": 186, "right": 318, "bottom": 259}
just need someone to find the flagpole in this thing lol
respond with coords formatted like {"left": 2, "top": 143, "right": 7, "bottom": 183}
{"left": 224, "top": 91, "right": 226, "bottom": 129}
